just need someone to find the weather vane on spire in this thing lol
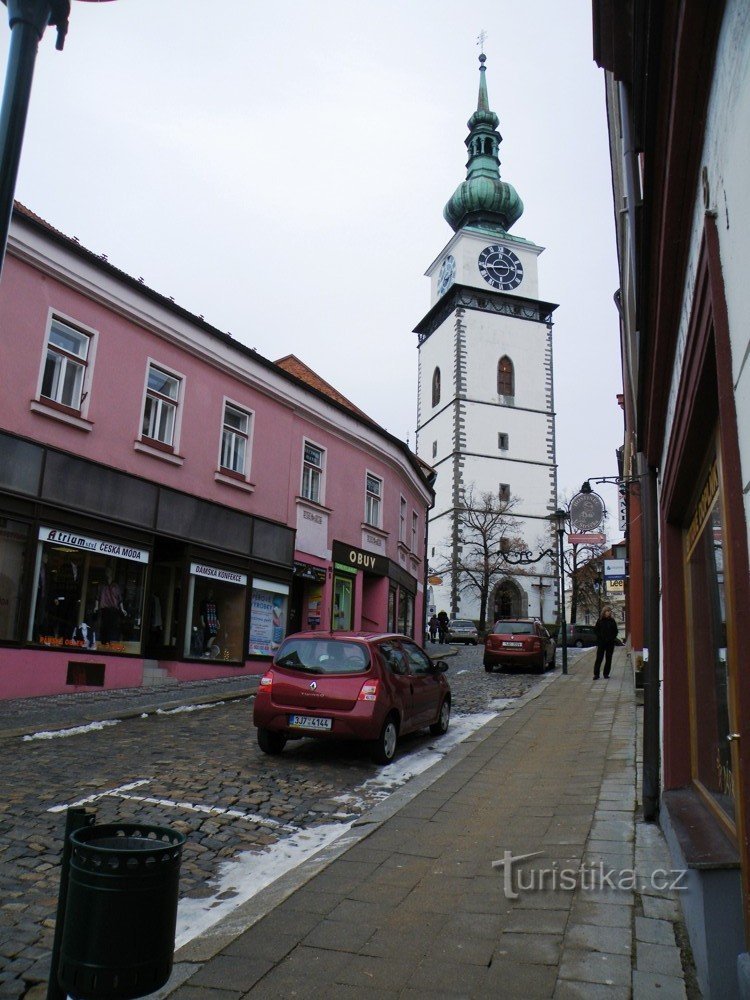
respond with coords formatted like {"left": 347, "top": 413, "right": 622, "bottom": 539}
{"left": 477, "top": 29, "right": 488, "bottom": 55}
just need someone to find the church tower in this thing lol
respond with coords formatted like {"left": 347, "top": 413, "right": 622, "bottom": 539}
{"left": 415, "top": 53, "right": 558, "bottom": 624}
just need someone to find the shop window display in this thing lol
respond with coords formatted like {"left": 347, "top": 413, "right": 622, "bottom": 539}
{"left": 397, "top": 587, "right": 414, "bottom": 637}
{"left": 185, "top": 563, "right": 247, "bottom": 662}
{"left": 687, "top": 478, "right": 734, "bottom": 824}
{"left": 0, "top": 518, "right": 30, "bottom": 641}
{"left": 30, "top": 527, "right": 147, "bottom": 653}
{"left": 249, "top": 578, "right": 289, "bottom": 655}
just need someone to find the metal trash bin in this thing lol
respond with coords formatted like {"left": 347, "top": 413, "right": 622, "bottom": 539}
{"left": 57, "top": 823, "right": 185, "bottom": 1000}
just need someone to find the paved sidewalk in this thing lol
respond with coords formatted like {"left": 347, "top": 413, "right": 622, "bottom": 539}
{"left": 155, "top": 649, "right": 697, "bottom": 999}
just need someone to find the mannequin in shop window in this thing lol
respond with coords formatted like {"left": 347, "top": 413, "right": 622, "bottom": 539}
{"left": 94, "top": 566, "right": 127, "bottom": 645}
{"left": 200, "top": 589, "right": 220, "bottom": 657}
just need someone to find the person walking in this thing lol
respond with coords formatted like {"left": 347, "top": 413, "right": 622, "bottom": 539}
{"left": 428, "top": 614, "right": 439, "bottom": 643}
{"left": 593, "top": 606, "right": 619, "bottom": 679}
{"left": 437, "top": 610, "right": 449, "bottom": 645}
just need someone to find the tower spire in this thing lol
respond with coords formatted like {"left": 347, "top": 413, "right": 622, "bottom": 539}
{"left": 443, "top": 53, "right": 523, "bottom": 235}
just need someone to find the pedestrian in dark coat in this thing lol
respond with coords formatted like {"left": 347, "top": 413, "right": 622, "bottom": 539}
{"left": 428, "top": 615, "right": 439, "bottom": 642}
{"left": 593, "top": 606, "right": 619, "bottom": 679}
{"left": 437, "top": 610, "right": 449, "bottom": 645}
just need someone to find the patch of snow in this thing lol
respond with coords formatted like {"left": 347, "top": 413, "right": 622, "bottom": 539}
{"left": 24, "top": 719, "right": 120, "bottom": 741}
{"left": 156, "top": 702, "right": 223, "bottom": 715}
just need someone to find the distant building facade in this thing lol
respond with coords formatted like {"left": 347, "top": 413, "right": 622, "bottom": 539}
{"left": 0, "top": 206, "right": 433, "bottom": 699}
{"left": 415, "top": 55, "right": 558, "bottom": 626}
{"left": 594, "top": 3, "right": 750, "bottom": 995}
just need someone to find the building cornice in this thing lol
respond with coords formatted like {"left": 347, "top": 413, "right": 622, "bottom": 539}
{"left": 414, "top": 283, "right": 558, "bottom": 345}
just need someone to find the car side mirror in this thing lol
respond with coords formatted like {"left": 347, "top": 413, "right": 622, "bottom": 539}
{"left": 428, "top": 661, "right": 448, "bottom": 674}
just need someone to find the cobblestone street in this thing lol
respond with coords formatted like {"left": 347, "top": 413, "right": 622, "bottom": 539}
{"left": 0, "top": 645, "right": 573, "bottom": 999}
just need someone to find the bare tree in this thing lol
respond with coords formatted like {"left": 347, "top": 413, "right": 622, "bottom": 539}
{"left": 435, "top": 485, "right": 524, "bottom": 632}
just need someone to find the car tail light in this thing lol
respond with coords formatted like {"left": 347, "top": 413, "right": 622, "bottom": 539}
{"left": 358, "top": 679, "right": 381, "bottom": 702}
{"left": 257, "top": 671, "right": 273, "bottom": 695}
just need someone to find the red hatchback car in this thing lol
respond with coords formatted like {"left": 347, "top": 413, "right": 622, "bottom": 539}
{"left": 253, "top": 632, "right": 451, "bottom": 765}
{"left": 484, "top": 618, "right": 556, "bottom": 673}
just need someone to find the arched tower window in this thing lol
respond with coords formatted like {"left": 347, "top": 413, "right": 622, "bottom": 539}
{"left": 432, "top": 367, "right": 441, "bottom": 407}
{"left": 497, "top": 356, "right": 514, "bottom": 396}
{"left": 484, "top": 137, "right": 493, "bottom": 155}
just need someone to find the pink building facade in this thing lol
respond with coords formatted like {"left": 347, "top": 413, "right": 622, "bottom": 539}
{"left": 0, "top": 207, "right": 434, "bottom": 699}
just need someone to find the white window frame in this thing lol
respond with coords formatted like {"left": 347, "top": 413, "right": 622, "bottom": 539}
{"left": 365, "top": 472, "right": 383, "bottom": 528}
{"left": 139, "top": 359, "right": 184, "bottom": 452}
{"left": 218, "top": 398, "right": 253, "bottom": 479}
{"left": 499, "top": 482, "right": 510, "bottom": 502}
{"left": 33, "top": 310, "right": 98, "bottom": 428}
{"left": 412, "top": 511, "right": 419, "bottom": 552}
{"left": 399, "top": 496, "right": 407, "bottom": 543}
{"left": 498, "top": 432, "right": 509, "bottom": 451}
{"left": 301, "top": 440, "right": 325, "bottom": 505}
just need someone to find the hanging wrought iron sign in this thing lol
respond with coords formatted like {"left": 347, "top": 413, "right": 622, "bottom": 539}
{"left": 569, "top": 490, "right": 605, "bottom": 532}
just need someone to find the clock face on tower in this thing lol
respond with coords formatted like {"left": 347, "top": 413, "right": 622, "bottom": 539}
{"left": 478, "top": 244, "right": 524, "bottom": 291}
{"left": 437, "top": 254, "right": 456, "bottom": 297}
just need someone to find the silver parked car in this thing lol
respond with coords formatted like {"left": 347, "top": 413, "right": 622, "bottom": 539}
{"left": 447, "top": 619, "right": 479, "bottom": 645}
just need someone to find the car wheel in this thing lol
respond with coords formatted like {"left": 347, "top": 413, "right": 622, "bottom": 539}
{"left": 430, "top": 698, "right": 451, "bottom": 736}
{"left": 257, "top": 727, "right": 287, "bottom": 755}
{"left": 472, "top": 640, "right": 478, "bottom": 646}
{"left": 371, "top": 714, "right": 398, "bottom": 765}
{"left": 484, "top": 659, "right": 493, "bottom": 672}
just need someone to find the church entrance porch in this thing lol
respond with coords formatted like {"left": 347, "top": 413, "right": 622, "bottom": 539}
{"left": 492, "top": 577, "right": 528, "bottom": 623}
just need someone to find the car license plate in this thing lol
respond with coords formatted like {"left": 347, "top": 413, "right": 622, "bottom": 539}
{"left": 288, "top": 714, "right": 332, "bottom": 731}
{"left": 503, "top": 641, "right": 523, "bottom": 648}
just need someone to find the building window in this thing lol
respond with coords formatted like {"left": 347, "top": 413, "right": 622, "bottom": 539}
{"left": 0, "top": 518, "right": 30, "bottom": 641}
{"left": 399, "top": 496, "right": 407, "bottom": 543}
{"left": 301, "top": 442, "right": 324, "bottom": 503}
{"left": 185, "top": 562, "right": 248, "bottom": 662}
{"left": 498, "top": 432, "right": 509, "bottom": 450}
{"left": 248, "top": 578, "right": 289, "bottom": 655}
{"left": 498, "top": 356, "right": 514, "bottom": 396}
{"left": 686, "top": 460, "right": 735, "bottom": 826}
{"left": 499, "top": 483, "right": 510, "bottom": 502}
{"left": 220, "top": 402, "right": 251, "bottom": 476}
{"left": 432, "top": 367, "right": 441, "bottom": 407}
{"left": 432, "top": 440, "right": 438, "bottom": 458}
{"left": 365, "top": 473, "right": 382, "bottom": 527}
{"left": 142, "top": 364, "right": 180, "bottom": 447}
{"left": 30, "top": 526, "right": 148, "bottom": 654}
{"left": 412, "top": 512, "right": 418, "bottom": 552}
{"left": 41, "top": 318, "right": 91, "bottom": 412}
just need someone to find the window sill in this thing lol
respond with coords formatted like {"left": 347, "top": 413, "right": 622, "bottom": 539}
{"left": 296, "top": 496, "right": 334, "bottom": 514}
{"left": 215, "top": 471, "right": 255, "bottom": 493}
{"left": 30, "top": 399, "right": 93, "bottom": 432}
{"left": 134, "top": 440, "right": 185, "bottom": 466}
{"left": 661, "top": 787, "right": 739, "bottom": 869}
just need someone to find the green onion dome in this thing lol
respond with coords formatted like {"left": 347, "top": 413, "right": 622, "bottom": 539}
{"left": 443, "top": 54, "right": 523, "bottom": 235}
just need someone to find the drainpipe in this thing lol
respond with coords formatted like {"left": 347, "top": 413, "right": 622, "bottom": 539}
{"left": 640, "top": 454, "right": 661, "bottom": 821}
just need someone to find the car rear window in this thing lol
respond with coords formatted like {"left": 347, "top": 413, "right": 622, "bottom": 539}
{"left": 492, "top": 621, "right": 534, "bottom": 634}
{"left": 274, "top": 639, "right": 370, "bottom": 675}
{"left": 451, "top": 620, "right": 474, "bottom": 628}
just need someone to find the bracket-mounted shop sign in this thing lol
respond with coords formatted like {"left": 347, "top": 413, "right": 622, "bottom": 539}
{"left": 569, "top": 490, "right": 605, "bottom": 532}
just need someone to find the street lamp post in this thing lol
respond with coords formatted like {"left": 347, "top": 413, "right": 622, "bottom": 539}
{"left": 550, "top": 508, "right": 569, "bottom": 675}
{"left": 0, "top": 0, "right": 114, "bottom": 280}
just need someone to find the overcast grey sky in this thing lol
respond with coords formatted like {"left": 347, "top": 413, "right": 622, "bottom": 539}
{"left": 2, "top": 0, "right": 624, "bottom": 533}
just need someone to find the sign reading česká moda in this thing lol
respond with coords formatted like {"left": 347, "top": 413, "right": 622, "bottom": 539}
{"left": 568, "top": 491, "right": 605, "bottom": 532}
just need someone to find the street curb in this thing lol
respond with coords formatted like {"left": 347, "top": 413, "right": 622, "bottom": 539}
{"left": 156, "top": 665, "right": 563, "bottom": 994}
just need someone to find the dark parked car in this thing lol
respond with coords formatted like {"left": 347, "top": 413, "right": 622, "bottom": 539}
{"left": 447, "top": 619, "right": 479, "bottom": 645}
{"left": 253, "top": 631, "right": 451, "bottom": 765}
{"left": 565, "top": 625, "right": 597, "bottom": 647}
{"left": 484, "top": 618, "right": 556, "bottom": 673}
